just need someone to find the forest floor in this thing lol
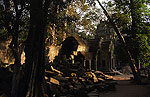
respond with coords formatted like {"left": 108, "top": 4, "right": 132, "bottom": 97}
{"left": 88, "top": 74, "right": 150, "bottom": 97}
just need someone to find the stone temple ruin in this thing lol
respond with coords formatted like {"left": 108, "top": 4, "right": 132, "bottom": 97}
{"left": 51, "top": 36, "right": 86, "bottom": 76}
{"left": 84, "top": 21, "right": 116, "bottom": 72}
{"left": 49, "top": 20, "right": 117, "bottom": 74}
{"left": 0, "top": 21, "right": 118, "bottom": 97}
{"left": 43, "top": 22, "right": 117, "bottom": 96}
{"left": 0, "top": 21, "right": 117, "bottom": 73}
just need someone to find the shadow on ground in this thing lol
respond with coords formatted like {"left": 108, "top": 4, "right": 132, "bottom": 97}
{"left": 88, "top": 75, "right": 150, "bottom": 97}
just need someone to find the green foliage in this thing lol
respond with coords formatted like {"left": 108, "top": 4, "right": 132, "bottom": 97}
{"left": 0, "top": 27, "right": 9, "bottom": 42}
{"left": 105, "top": 0, "right": 150, "bottom": 66}
{"left": 137, "top": 34, "right": 150, "bottom": 67}
{"left": 0, "top": 0, "right": 29, "bottom": 43}
{"left": 45, "top": 0, "right": 78, "bottom": 44}
{"left": 71, "top": 0, "right": 101, "bottom": 39}
{"left": 0, "top": 3, "right": 9, "bottom": 42}
{"left": 0, "top": 0, "right": 101, "bottom": 46}
{"left": 45, "top": 0, "right": 102, "bottom": 44}
{"left": 105, "top": 0, "right": 150, "bottom": 33}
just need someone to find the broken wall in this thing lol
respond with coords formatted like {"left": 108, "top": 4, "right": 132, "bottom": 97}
{"left": 0, "top": 38, "right": 87, "bottom": 65}
{"left": 0, "top": 40, "right": 25, "bottom": 65}
{"left": 0, "top": 40, "right": 14, "bottom": 64}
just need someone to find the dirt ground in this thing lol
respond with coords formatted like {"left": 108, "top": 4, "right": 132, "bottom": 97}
{"left": 88, "top": 75, "right": 150, "bottom": 97}
{"left": 98, "top": 80, "right": 150, "bottom": 97}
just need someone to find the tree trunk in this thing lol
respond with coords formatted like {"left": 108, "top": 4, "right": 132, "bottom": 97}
{"left": 11, "top": 51, "right": 21, "bottom": 97}
{"left": 130, "top": 0, "right": 141, "bottom": 82}
{"left": 21, "top": 0, "right": 50, "bottom": 97}
{"left": 10, "top": 41, "right": 24, "bottom": 97}
{"left": 96, "top": 0, "right": 141, "bottom": 83}
{"left": 10, "top": 0, "right": 24, "bottom": 96}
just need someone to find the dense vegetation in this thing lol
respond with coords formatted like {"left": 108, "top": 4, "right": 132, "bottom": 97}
{"left": 104, "top": 0, "right": 150, "bottom": 68}
{"left": 0, "top": 0, "right": 150, "bottom": 97}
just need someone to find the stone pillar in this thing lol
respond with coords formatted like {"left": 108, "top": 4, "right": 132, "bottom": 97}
{"left": 95, "top": 56, "right": 98, "bottom": 71}
{"left": 89, "top": 60, "right": 91, "bottom": 70}
{"left": 109, "top": 56, "right": 112, "bottom": 71}
{"left": 83, "top": 60, "right": 86, "bottom": 67}
{"left": 108, "top": 52, "right": 111, "bottom": 71}
{"left": 112, "top": 58, "right": 115, "bottom": 70}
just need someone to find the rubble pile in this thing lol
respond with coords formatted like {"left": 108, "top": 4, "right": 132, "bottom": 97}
{"left": 0, "top": 36, "right": 117, "bottom": 97}
{"left": 45, "top": 36, "right": 117, "bottom": 97}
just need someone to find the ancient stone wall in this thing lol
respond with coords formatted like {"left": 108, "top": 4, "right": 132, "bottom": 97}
{"left": 0, "top": 40, "right": 25, "bottom": 65}
{"left": 0, "top": 41, "right": 60, "bottom": 65}
{"left": 0, "top": 40, "right": 14, "bottom": 65}
{"left": 0, "top": 39, "right": 87, "bottom": 65}
{"left": 45, "top": 45, "right": 60, "bottom": 63}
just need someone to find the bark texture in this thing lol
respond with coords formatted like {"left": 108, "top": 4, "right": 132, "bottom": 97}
{"left": 21, "top": 0, "right": 50, "bottom": 97}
